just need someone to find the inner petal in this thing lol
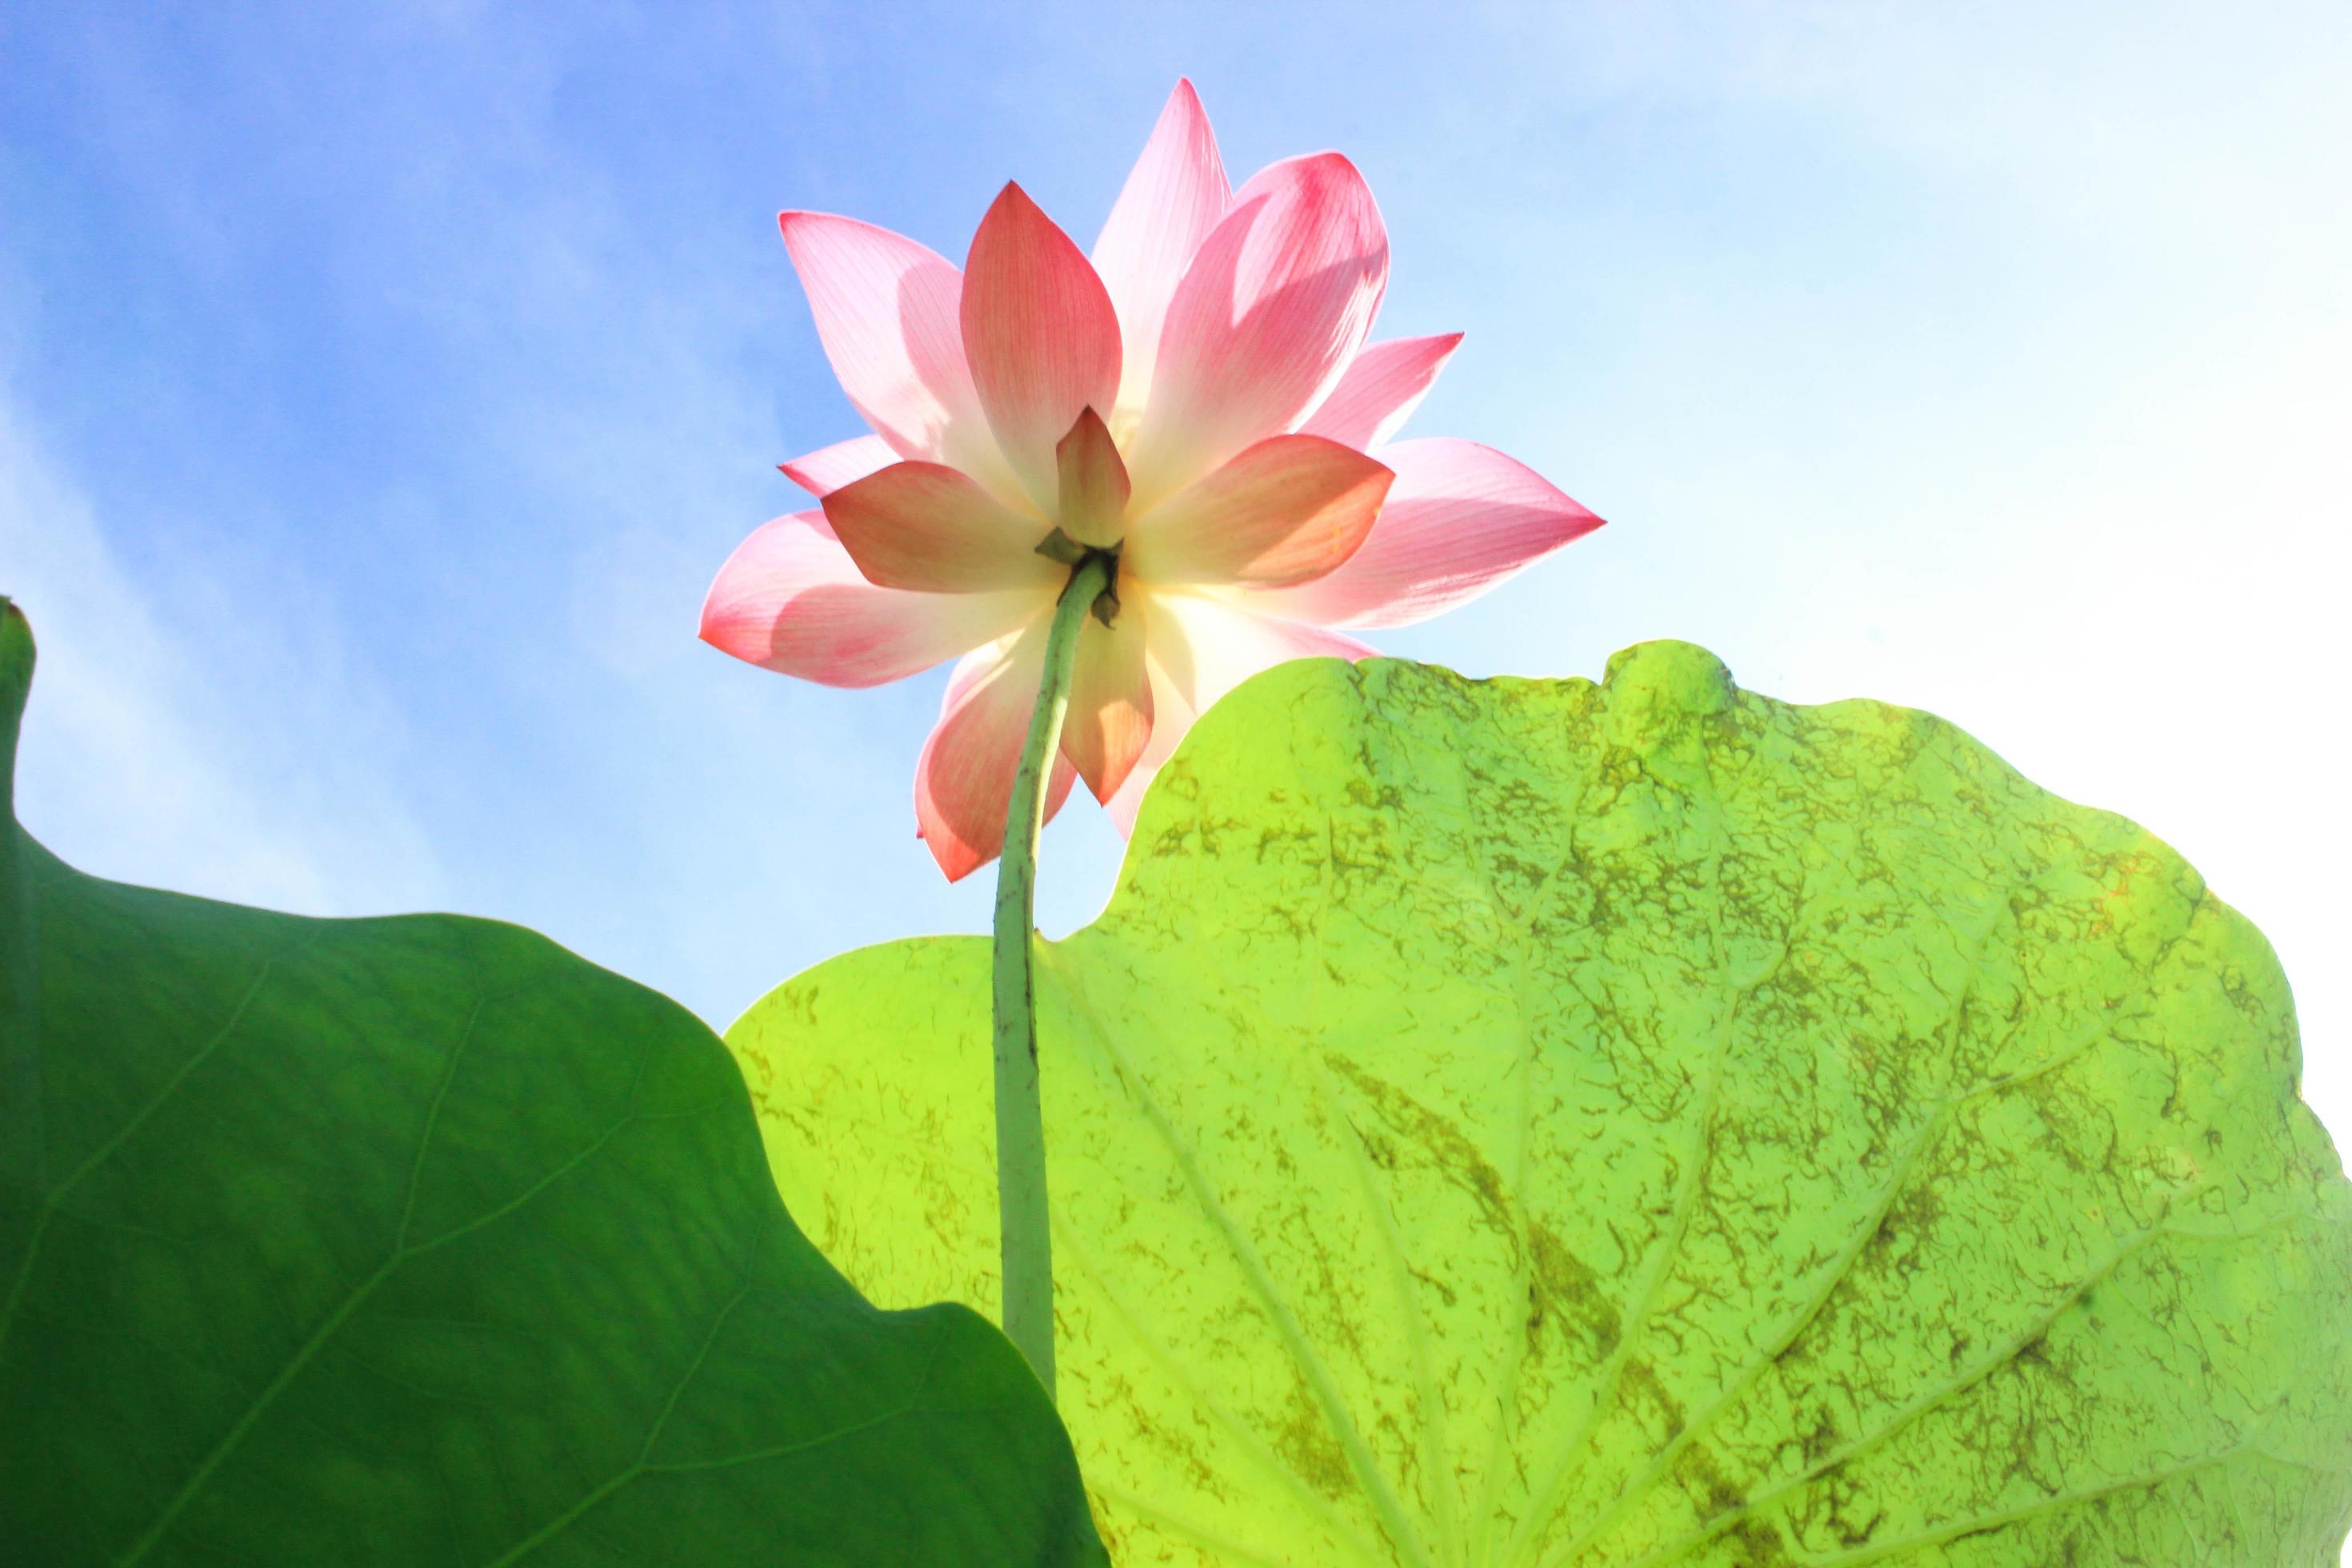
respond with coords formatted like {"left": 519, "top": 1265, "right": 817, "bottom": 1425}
{"left": 961, "top": 184, "right": 1124, "bottom": 515}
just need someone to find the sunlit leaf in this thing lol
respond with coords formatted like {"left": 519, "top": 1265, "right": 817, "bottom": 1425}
{"left": 731, "top": 640, "right": 2352, "bottom": 1565}
{"left": 0, "top": 599, "right": 1105, "bottom": 1566}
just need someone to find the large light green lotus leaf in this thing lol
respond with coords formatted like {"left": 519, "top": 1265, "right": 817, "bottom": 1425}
{"left": 0, "top": 598, "right": 1106, "bottom": 1567}
{"left": 730, "top": 642, "right": 2352, "bottom": 1566}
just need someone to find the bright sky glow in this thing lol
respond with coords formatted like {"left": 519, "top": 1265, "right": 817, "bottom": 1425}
{"left": 4, "top": 0, "right": 2347, "bottom": 1230}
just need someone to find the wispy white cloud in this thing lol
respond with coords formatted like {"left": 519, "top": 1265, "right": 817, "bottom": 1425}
{"left": 0, "top": 386, "right": 450, "bottom": 918}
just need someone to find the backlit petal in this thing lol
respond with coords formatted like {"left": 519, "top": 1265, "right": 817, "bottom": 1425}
{"left": 1123, "top": 154, "right": 1389, "bottom": 510}
{"left": 1090, "top": 79, "right": 1230, "bottom": 428}
{"left": 914, "top": 628, "right": 1075, "bottom": 881}
{"left": 1104, "top": 591, "right": 1372, "bottom": 826}
{"left": 1242, "top": 438, "right": 1602, "bottom": 629}
{"left": 1062, "top": 598, "right": 1154, "bottom": 802}
{"left": 1125, "top": 434, "right": 1391, "bottom": 588}
{"left": 698, "top": 512, "right": 1045, "bottom": 688}
{"left": 1148, "top": 591, "right": 1377, "bottom": 716}
{"left": 1102, "top": 646, "right": 1191, "bottom": 835}
{"left": 776, "top": 211, "right": 1022, "bottom": 500}
{"left": 821, "top": 461, "right": 1063, "bottom": 594}
{"left": 961, "top": 184, "right": 1123, "bottom": 512}
{"left": 938, "top": 633, "right": 1089, "bottom": 803}
{"left": 1054, "top": 406, "right": 1130, "bottom": 550}
{"left": 780, "top": 434, "right": 896, "bottom": 498}
{"left": 1296, "top": 333, "right": 1462, "bottom": 450}
{"left": 938, "top": 630, "right": 1076, "bottom": 841}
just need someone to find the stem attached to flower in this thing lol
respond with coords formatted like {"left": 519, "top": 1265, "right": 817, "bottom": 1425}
{"left": 992, "top": 550, "right": 1114, "bottom": 1399}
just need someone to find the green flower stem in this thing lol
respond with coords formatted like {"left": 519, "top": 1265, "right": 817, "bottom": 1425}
{"left": 992, "top": 550, "right": 1113, "bottom": 1399}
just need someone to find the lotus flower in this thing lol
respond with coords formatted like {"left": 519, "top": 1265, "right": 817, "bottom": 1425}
{"left": 702, "top": 80, "right": 1602, "bottom": 880}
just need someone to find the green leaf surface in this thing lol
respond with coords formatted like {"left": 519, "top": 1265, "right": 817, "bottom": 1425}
{"left": 730, "top": 641, "right": 2352, "bottom": 1566}
{"left": 0, "top": 598, "right": 1106, "bottom": 1566}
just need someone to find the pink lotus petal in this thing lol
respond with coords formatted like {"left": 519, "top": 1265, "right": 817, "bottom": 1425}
{"left": 1055, "top": 406, "right": 1130, "bottom": 550}
{"left": 936, "top": 631, "right": 1081, "bottom": 814}
{"left": 1099, "top": 592, "right": 1374, "bottom": 829}
{"left": 821, "top": 461, "right": 1060, "bottom": 595}
{"left": 699, "top": 511, "right": 1046, "bottom": 688}
{"left": 1062, "top": 600, "right": 1154, "bottom": 802}
{"left": 1102, "top": 646, "right": 1190, "bottom": 834}
{"left": 776, "top": 211, "right": 1022, "bottom": 501}
{"left": 1150, "top": 590, "right": 1377, "bottom": 713}
{"left": 915, "top": 628, "right": 1074, "bottom": 881}
{"left": 1122, "top": 154, "right": 1389, "bottom": 511}
{"left": 1090, "top": 79, "right": 1231, "bottom": 427}
{"left": 779, "top": 434, "right": 896, "bottom": 498}
{"left": 1125, "top": 434, "right": 1392, "bottom": 588}
{"left": 1243, "top": 438, "right": 1604, "bottom": 629}
{"left": 962, "top": 184, "right": 1123, "bottom": 512}
{"left": 1297, "top": 333, "right": 1462, "bottom": 450}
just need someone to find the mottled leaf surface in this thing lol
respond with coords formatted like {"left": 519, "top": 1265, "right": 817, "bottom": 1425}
{"left": 731, "top": 641, "right": 2352, "bottom": 1566}
{"left": 0, "top": 599, "right": 1106, "bottom": 1567}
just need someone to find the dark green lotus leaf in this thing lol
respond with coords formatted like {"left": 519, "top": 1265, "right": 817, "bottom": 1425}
{"left": 731, "top": 641, "right": 2352, "bottom": 1566}
{"left": 0, "top": 598, "right": 1105, "bottom": 1566}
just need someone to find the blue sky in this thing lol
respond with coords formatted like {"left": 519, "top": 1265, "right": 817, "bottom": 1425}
{"left": 4, "top": 0, "right": 2348, "bottom": 1164}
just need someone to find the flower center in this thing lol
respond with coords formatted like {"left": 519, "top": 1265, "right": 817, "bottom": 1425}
{"left": 1033, "top": 527, "right": 1125, "bottom": 626}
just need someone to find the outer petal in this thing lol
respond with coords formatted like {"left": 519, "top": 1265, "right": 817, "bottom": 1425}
{"left": 780, "top": 434, "right": 896, "bottom": 498}
{"left": 821, "top": 461, "right": 1062, "bottom": 594}
{"left": 1102, "top": 646, "right": 1191, "bottom": 835}
{"left": 1062, "top": 598, "right": 1154, "bottom": 802}
{"left": 1296, "top": 333, "right": 1462, "bottom": 450}
{"left": 1090, "top": 79, "right": 1231, "bottom": 429}
{"left": 940, "top": 634, "right": 1083, "bottom": 826}
{"left": 914, "top": 628, "right": 1076, "bottom": 881}
{"left": 1122, "top": 154, "right": 1389, "bottom": 511}
{"left": 1055, "top": 406, "right": 1130, "bottom": 550}
{"left": 1101, "top": 590, "right": 1375, "bottom": 831}
{"left": 1124, "top": 434, "right": 1391, "bottom": 588}
{"left": 961, "top": 184, "right": 1123, "bottom": 511}
{"left": 776, "top": 211, "right": 1022, "bottom": 500}
{"left": 698, "top": 511, "right": 1045, "bottom": 688}
{"left": 941, "top": 630, "right": 1082, "bottom": 826}
{"left": 1242, "top": 438, "right": 1604, "bottom": 629}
